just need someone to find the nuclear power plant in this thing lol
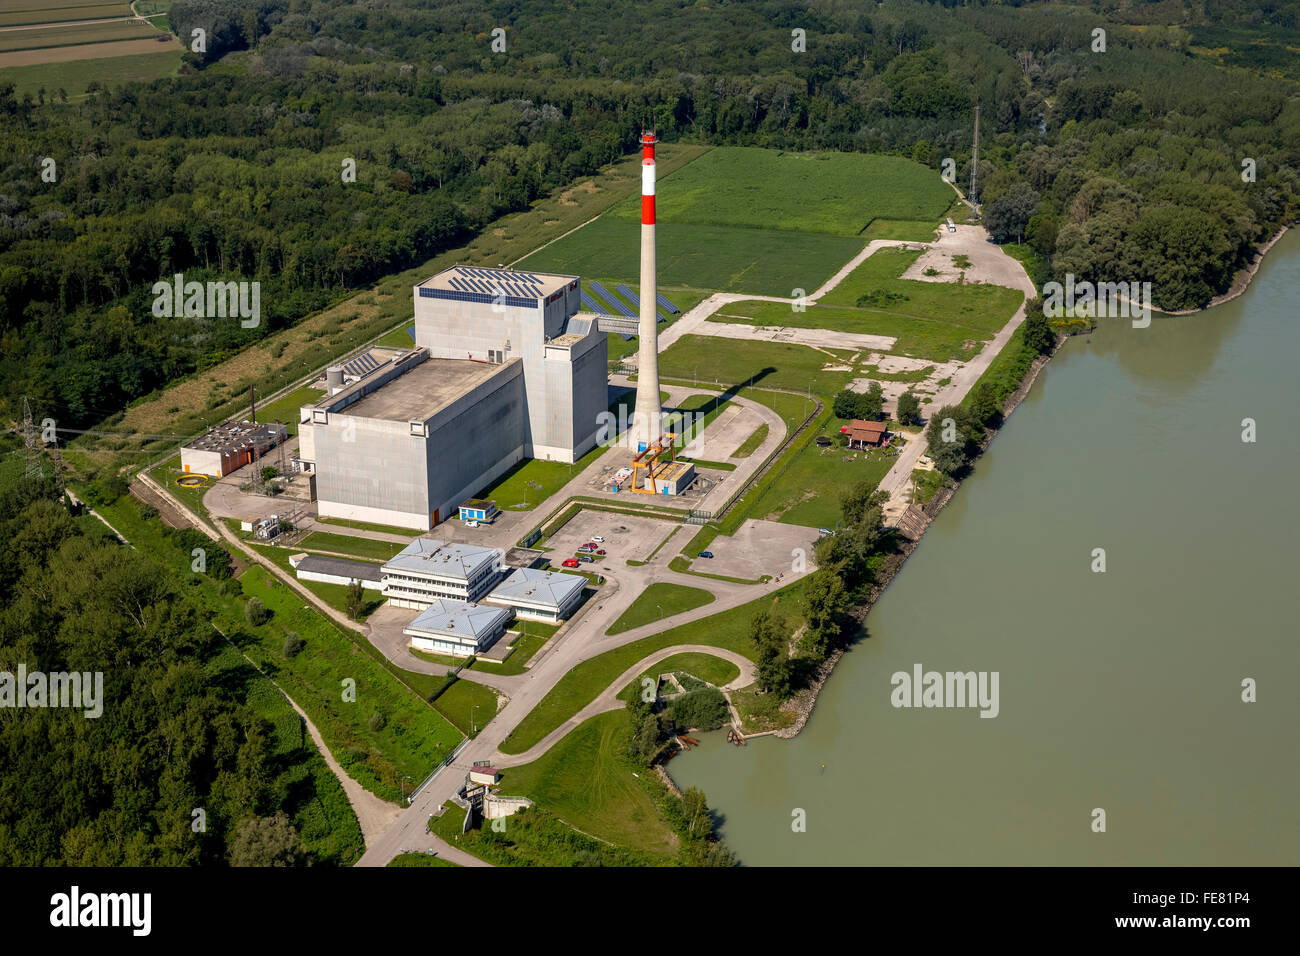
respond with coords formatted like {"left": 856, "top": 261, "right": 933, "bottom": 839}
{"left": 292, "top": 131, "right": 681, "bottom": 530}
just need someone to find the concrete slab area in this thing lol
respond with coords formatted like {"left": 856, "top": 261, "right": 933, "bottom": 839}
{"left": 693, "top": 319, "right": 895, "bottom": 352}
{"left": 680, "top": 402, "right": 764, "bottom": 461}
{"left": 690, "top": 519, "right": 820, "bottom": 581}
{"left": 544, "top": 511, "right": 678, "bottom": 565}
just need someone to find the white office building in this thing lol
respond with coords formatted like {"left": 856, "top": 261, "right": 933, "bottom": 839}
{"left": 485, "top": 567, "right": 586, "bottom": 622}
{"left": 403, "top": 600, "right": 512, "bottom": 657}
{"left": 381, "top": 538, "right": 503, "bottom": 610}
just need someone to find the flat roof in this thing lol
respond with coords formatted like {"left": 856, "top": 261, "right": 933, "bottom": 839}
{"left": 488, "top": 567, "right": 585, "bottom": 610}
{"left": 184, "top": 421, "right": 285, "bottom": 454}
{"left": 653, "top": 460, "right": 695, "bottom": 480}
{"left": 384, "top": 538, "right": 501, "bottom": 582}
{"left": 404, "top": 599, "right": 511, "bottom": 641}
{"left": 293, "top": 554, "right": 383, "bottom": 583}
{"left": 420, "top": 265, "right": 576, "bottom": 299}
{"left": 338, "top": 358, "right": 515, "bottom": 423}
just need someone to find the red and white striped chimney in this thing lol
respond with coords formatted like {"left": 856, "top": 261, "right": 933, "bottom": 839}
{"left": 631, "top": 132, "right": 662, "bottom": 451}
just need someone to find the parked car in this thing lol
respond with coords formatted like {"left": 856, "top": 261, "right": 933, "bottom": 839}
{"left": 577, "top": 545, "right": 595, "bottom": 553}
{"left": 465, "top": 519, "right": 480, "bottom": 528}
{"left": 562, "top": 558, "right": 580, "bottom": 568}
{"left": 818, "top": 527, "right": 833, "bottom": 536}
{"left": 697, "top": 551, "right": 713, "bottom": 559}
{"left": 591, "top": 536, "right": 605, "bottom": 543}
{"left": 595, "top": 549, "right": 606, "bottom": 555}
{"left": 578, "top": 555, "right": 595, "bottom": 563}
{"left": 583, "top": 541, "right": 598, "bottom": 549}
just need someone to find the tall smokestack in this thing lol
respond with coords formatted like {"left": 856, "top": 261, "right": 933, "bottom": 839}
{"left": 631, "top": 132, "right": 662, "bottom": 451}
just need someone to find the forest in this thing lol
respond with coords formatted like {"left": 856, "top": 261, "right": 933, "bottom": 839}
{"left": 0, "top": 468, "right": 358, "bottom": 865}
{"left": 0, "top": 0, "right": 1296, "bottom": 434}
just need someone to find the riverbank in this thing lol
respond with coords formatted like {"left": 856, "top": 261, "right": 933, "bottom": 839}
{"left": 1159, "top": 224, "right": 1291, "bottom": 316}
{"left": 767, "top": 334, "right": 1065, "bottom": 741}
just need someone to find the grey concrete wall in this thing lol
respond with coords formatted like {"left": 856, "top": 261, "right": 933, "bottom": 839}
{"left": 314, "top": 414, "right": 431, "bottom": 522}
{"left": 425, "top": 364, "right": 526, "bottom": 521}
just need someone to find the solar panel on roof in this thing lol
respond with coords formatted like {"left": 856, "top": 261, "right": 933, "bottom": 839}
{"left": 656, "top": 293, "right": 680, "bottom": 314}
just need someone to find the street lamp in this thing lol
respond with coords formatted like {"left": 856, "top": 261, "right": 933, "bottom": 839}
{"left": 471, "top": 704, "right": 480, "bottom": 735}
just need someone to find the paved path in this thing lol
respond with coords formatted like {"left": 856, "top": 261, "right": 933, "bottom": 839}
{"left": 493, "top": 644, "right": 754, "bottom": 767}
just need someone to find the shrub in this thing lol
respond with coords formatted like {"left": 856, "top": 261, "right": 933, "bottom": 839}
{"left": 282, "top": 631, "right": 304, "bottom": 659}
{"left": 245, "top": 597, "right": 271, "bottom": 626}
{"left": 368, "top": 711, "right": 387, "bottom": 732}
{"left": 668, "top": 688, "right": 730, "bottom": 732}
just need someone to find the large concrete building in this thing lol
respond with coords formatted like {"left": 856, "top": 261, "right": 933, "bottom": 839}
{"left": 295, "top": 265, "right": 607, "bottom": 530}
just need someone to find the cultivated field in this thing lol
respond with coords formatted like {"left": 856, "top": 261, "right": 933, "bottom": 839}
{"left": 0, "top": 0, "right": 178, "bottom": 87}
{"left": 518, "top": 146, "right": 955, "bottom": 298}
{"left": 606, "top": 147, "right": 954, "bottom": 236}
{"left": 521, "top": 217, "right": 863, "bottom": 297}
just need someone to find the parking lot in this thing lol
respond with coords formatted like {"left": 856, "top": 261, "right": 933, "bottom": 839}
{"left": 544, "top": 511, "right": 679, "bottom": 565}
{"left": 693, "top": 519, "right": 821, "bottom": 581}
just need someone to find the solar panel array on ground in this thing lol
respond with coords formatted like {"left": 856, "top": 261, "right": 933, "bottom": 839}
{"left": 615, "top": 283, "right": 669, "bottom": 323}
{"left": 587, "top": 280, "right": 635, "bottom": 318}
{"left": 656, "top": 292, "right": 680, "bottom": 314}
{"left": 578, "top": 290, "right": 632, "bottom": 340}
{"left": 446, "top": 265, "right": 545, "bottom": 299}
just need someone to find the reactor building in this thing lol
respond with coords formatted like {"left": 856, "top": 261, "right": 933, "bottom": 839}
{"left": 295, "top": 265, "right": 608, "bottom": 530}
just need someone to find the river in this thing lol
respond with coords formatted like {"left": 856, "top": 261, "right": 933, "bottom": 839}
{"left": 670, "top": 231, "right": 1300, "bottom": 865}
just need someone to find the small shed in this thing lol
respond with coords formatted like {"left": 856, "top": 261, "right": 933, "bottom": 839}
{"left": 843, "top": 419, "right": 889, "bottom": 449}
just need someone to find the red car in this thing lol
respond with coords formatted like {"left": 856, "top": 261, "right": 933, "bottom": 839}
{"left": 562, "top": 558, "right": 580, "bottom": 568}
{"left": 596, "top": 549, "right": 606, "bottom": 555}
{"left": 583, "top": 542, "right": 598, "bottom": 549}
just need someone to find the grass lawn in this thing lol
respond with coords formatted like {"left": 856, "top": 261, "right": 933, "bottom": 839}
{"left": 731, "top": 682, "right": 797, "bottom": 734}
{"left": 730, "top": 423, "right": 768, "bottom": 458}
{"left": 314, "top": 515, "right": 419, "bottom": 537}
{"left": 297, "top": 531, "right": 405, "bottom": 561}
{"left": 658, "top": 336, "right": 856, "bottom": 397}
{"left": 483, "top": 623, "right": 559, "bottom": 676}
{"left": 607, "top": 582, "right": 716, "bottom": 635}
{"left": 497, "top": 711, "right": 678, "bottom": 855}
{"left": 432, "top": 678, "right": 501, "bottom": 737}
{"left": 747, "top": 428, "right": 894, "bottom": 528}
{"left": 252, "top": 384, "right": 326, "bottom": 436}
{"left": 817, "top": 246, "right": 1023, "bottom": 335}
{"left": 144, "top": 454, "right": 212, "bottom": 523}
{"left": 616, "top": 652, "right": 742, "bottom": 700}
{"left": 246, "top": 543, "right": 385, "bottom": 620}
{"left": 474, "top": 454, "right": 592, "bottom": 512}
{"left": 714, "top": 300, "right": 997, "bottom": 365}
{"left": 372, "top": 323, "right": 416, "bottom": 348}
{"left": 498, "top": 582, "right": 812, "bottom": 755}
{"left": 226, "top": 566, "right": 463, "bottom": 803}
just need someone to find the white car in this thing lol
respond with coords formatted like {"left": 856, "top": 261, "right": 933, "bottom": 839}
{"left": 465, "top": 520, "right": 480, "bottom": 528}
{"left": 591, "top": 536, "right": 604, "bottom": 543}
